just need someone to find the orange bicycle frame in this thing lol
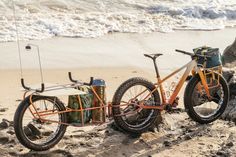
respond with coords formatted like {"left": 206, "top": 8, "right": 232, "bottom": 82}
{"left": 141, "top": 59, "right": 211, "bottom": 110}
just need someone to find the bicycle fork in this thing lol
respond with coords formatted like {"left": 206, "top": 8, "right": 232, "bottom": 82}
{"left": 197, "top": 68, "right": 211, "bottom": 99}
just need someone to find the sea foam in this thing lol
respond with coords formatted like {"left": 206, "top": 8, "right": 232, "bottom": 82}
{"left": 0, "top": 0, "right": 235, "bottom": 42}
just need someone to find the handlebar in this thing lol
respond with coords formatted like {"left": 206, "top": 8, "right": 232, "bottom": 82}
{"left": 175, "top": 49, "right": 194, "bottom": 56}
{"left": 21, "top": 78, "right": 45, "bottom": 93}
{"left": 175, "top": 49, "right": 211, "bottom": 59}
{"left": 68, "top": 72, "right": 94, "bottom": 86}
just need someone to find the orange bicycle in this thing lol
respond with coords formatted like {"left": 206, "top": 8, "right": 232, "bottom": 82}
{"left": 13, "top": 46, "right": 229, "bottom": 151}
{"left": 112, "top": 49, "right": 229, "bottom": 134}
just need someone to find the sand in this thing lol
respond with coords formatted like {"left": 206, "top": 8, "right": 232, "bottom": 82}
{"left": 0, "top": 29, "right": 236, "bottom": 156}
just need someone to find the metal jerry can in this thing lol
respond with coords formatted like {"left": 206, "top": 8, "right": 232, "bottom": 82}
{"left": 91, "top": 79, "right": 106, "bottom": 122}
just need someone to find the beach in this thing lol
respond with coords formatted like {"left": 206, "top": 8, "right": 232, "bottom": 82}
{"left": 0, "top": 0, "right": 236, "bottom": 156}
{"left": 1, "top": 28, "right": 235, "bottom": 116}
{"left": 0, "top": 28, "right": 236, "bottom": 156}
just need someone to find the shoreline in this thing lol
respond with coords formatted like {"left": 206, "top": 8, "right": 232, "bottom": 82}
{"left": 2, "top": 26, "right": 236, "bottom": 44}
{"left": 0, "top": 28, "right": 235, "bottom": 70}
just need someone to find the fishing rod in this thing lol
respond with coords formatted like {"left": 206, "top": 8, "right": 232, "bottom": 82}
{"left": 11, "top": 0, "right": 22, "bottom": 78}
{"left": 11, "top": 0, "right": 45, "bottom": 92}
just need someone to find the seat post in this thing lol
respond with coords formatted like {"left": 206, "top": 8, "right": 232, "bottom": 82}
{"left": 153, "top": 59, "right": 160, "bottom": 78}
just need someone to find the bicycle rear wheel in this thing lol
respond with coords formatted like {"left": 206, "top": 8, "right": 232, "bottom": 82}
{"left": 184, "top": 73, "right": 229, "bottom": 124}
{"left": 112, "top": 77, "right": 161, "bottom": 134}
{"left": 14, "top": 95, "right": 67, "bottom": 151}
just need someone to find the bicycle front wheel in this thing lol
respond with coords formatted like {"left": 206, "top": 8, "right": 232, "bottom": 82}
{"left": 14, "top": 95, "right": 67, "bottom": 151}
{"left": 184, "top": 73, "right": 229, "bottom": 124}
{"left": 112, "top": 77, "right": 161, "bottom": 134}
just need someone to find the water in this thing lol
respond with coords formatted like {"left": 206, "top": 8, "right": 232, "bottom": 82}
{"left": 0, "top": 0, "right": 236, "bottom": 42}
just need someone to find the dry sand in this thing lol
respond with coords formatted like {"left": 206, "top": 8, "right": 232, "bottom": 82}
{"left": 0, "top": 29, "right": 236, "bottom": 156}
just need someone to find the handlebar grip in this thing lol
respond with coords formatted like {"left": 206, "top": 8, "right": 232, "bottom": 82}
{"left": 21, "top": 78, "right": 30, "bottom": 90}
{"left": 175, "top": 49, "right": 186, "bottom": 53}
{"left": 175, "top": 49, "right": 193, "bottom": 56}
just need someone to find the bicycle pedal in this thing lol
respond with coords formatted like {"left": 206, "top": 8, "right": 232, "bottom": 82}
{"left": 164, "top": 104, "right": 183, "bottom": 113}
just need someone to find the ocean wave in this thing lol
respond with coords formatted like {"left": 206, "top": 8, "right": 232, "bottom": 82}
{"left": 0, "top": 0, "right": 236, "bottom": 42}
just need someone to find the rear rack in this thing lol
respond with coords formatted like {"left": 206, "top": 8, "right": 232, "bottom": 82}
{"left": 20, "top": 44, "right": 94, "bottom": 94}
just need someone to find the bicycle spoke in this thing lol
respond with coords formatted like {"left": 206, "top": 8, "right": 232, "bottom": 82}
{"left": 22, "top": 98, "right": 61, "bottom": 145}
{"left": 192, "top": 78, "right": 224, "bottom": 118}
{"left": 119, "top": 84, "right": 156, "bottom": 127}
